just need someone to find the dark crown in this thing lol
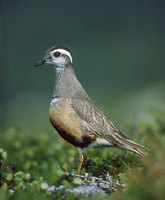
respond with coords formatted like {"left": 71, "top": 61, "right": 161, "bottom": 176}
{"left": 48, "top": 46, "right": 72, "bottom": 55}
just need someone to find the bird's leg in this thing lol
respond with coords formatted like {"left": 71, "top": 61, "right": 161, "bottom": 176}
{"left": 77, "top": 148, "right": 84, "bottom": 175}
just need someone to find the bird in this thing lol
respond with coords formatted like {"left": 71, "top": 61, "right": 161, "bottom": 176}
{"left": 34, "top": 46, "right": 148, "bottom": 175}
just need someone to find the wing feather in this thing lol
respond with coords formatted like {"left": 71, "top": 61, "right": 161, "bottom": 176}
{"left": 72, "top": 98, "right": 122, "bottom": 141}
{"left": 72, "top": 98, "right": 149, "bottom": 155}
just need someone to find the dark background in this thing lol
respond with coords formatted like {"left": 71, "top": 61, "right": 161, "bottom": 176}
{"left": 1, "top": 0, "right": 165, "bottom": 134}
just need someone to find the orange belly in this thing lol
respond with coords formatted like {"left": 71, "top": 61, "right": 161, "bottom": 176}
{"left": 49, "top": 98, "right": 96, "bottom": 148}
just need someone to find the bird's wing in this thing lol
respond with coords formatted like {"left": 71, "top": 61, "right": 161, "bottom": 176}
{"left": 72, "top": 98, "right": 148, "bottom": 155}
{"left": 72, "top": 98, "right": 128, "bottom": 144}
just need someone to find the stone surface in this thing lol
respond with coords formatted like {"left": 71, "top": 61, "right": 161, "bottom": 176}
{"left": 66, "top": 183, "right": 106, "bottom": 196}
{"left": 46, "top": 173, "right": 122, "bottom": 197}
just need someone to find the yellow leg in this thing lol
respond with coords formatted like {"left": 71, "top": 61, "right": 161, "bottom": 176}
{"left": 77, "top": 148, "right": 84, "bottom": 175}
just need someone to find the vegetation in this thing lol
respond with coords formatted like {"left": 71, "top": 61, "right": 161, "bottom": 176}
{"left": 0, "top": 109, "right": 165, "bottom": 199}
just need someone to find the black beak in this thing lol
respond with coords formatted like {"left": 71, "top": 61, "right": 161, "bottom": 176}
{"left": 34, "top": 59, "right": 46, "bottom": 67}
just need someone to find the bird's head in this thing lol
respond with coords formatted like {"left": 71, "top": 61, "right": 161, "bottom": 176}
{"left": 35, "top": 46, "right": 72, "bottom": 70}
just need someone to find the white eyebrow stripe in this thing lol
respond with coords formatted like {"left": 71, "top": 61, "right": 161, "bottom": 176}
{"left": 52, "top": 49, "right": 73, "bottom": 63}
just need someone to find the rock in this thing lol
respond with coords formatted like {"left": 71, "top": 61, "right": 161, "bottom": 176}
{"left": 46, "top": 173, "right": 122, "bottom": 197}
{"left": 66, "top": 183, "right": 106, "bottom": 196}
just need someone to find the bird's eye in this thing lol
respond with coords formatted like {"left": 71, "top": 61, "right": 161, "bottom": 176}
{"left": 53, "top": 51, "right": 61, "bottom": 57}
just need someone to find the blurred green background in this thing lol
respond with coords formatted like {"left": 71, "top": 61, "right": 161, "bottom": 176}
{"left": 1, "top": 0, "right": 165, "bottom": 134}
{"left": 1, "top": 2, "right": 165, "bottom": 199}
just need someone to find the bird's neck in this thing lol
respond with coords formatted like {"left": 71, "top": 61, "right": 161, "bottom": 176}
{"left": 53, "top": 65, "right": 88, "bottom": 99}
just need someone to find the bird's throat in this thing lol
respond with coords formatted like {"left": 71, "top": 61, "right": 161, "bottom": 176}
{"left": 53, "top": 65, "right": 87, "bottom": 99}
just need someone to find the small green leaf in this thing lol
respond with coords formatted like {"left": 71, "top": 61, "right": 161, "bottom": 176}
{"left": 2, "top": 151, "right": 7, "bottom": 159}
{"left": 14, "top": 171, "right": 24, "bottom": 177}
{"left": 56, "top": 168, "right": 63, "bottom": 177}
{"left": 2, "top": 183, "right": 8, "bottom": 190}
{"left": 41, "top": 183, "right": 49, "bottom": 190}
{"left": 24, "top": 173, "right": 31, "bottom": 180}
{"left": 14, "top": 177, "right": 22, "bottom": 184}
{"left": 73, "top": 178, "right": 83, "bottom": 185}
{"left": 6, "top": 173, "right": 13, "bottom": 181}
{"left": 39, "top": 177, "right": 44, "bottom": 184}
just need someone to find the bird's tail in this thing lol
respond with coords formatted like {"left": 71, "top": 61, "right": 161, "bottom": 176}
{"left": 122, "top": 139, "right": 149, "bottom": 156}
{"left": 112, "top": 131, "right": 149, "bottom": 156}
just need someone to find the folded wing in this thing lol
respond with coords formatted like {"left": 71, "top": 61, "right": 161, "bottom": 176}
{"left": 72, "top": 98, "right": 149, "bottom": 156}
